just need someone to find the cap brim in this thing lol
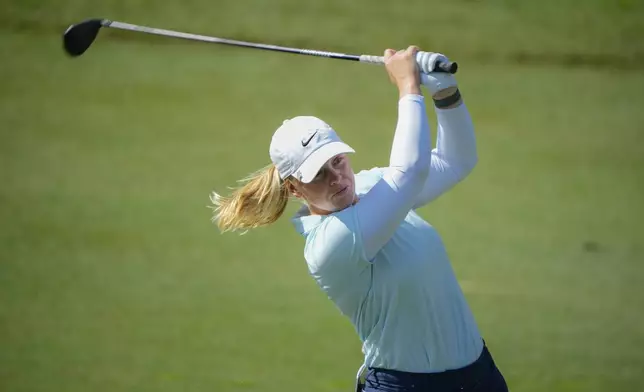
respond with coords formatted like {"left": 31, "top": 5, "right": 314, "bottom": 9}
{"left": 296, "top": 142, "right": 355, "bottom": 183}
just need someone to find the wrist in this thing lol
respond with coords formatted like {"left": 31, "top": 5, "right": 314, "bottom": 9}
{"left": 398, "top": 82, "right": 422, "bottom": 98}
{"left": 433, "top": 87, "right": 462, "bottom": 109}
{"left": 420, "top": 72, "right": 458, "bottom": 98}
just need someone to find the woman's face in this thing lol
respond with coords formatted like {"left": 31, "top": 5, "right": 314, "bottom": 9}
{"left": 289, "top": 154, "right": 357, "bottom": 215}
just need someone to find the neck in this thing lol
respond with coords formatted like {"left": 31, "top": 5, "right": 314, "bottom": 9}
{"left": 307, "top": 195, "right": 359, "bottom": 216}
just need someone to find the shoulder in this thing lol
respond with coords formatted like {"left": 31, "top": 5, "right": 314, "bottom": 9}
{"left": 299, "top": 167, "right": 385, "bottom": 273}
{"left": 355, "top": 166, "right": 386, "bottom": 196}
{"left": 303, "top": 207, "right": 368, "bottom": 273}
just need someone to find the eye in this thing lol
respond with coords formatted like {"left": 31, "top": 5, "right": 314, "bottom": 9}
{"left": 313, "top": 169, "right": 325, "bottom": 181}
{"left": 333, "top": 156, "right": 343, "bottom": 166}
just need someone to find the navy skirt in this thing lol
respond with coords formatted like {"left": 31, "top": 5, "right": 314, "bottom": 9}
{"left": 362, "top": 345, "right": 508, "bottom": 392}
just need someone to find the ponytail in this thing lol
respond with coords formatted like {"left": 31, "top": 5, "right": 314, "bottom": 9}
{"left": 209, "top": 164, "right": 290, "bottom": 233}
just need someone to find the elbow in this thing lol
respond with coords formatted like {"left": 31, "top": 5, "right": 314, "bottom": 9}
{"left": 465, "top": 151, "right": 478, "bottom": 173}
{"left": 390, "top": 149, "right": 431, "bottom": 183}
{"left": 454, "top": 153, "right": 478, "bottom": 180}
{"left": 415, "top": 164, "right": 431, "bottom": 182}
{"left": 405, "top": 148, "right": 431, "bottom": 176}
{"left": 400, "top": 158, "right": 431, "bottom": 183}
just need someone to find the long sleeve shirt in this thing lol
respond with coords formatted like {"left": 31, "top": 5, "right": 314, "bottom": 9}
{"left": 292, "top": 94, "right": 483, "bottom": 373}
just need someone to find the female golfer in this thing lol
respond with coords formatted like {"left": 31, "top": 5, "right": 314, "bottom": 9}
{"left": 210, "top": 46, "right": 508, "bottom": 391}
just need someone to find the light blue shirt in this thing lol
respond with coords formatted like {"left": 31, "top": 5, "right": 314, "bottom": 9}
{"left": 291, "top": 97, "right": 484, "bottom": 373}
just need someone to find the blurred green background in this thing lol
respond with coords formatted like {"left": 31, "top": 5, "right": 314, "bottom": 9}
{"left": 1, "top": 0, "right": 643, "bottom": 391}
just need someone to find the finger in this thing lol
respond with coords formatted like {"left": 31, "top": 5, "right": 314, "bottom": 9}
{"left": 384, "top": 48, "right": 396, "bottom": 60}
{"left": 407, "top": 45, "right": 420, "bottom": 57}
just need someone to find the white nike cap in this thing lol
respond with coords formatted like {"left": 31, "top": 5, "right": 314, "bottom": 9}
{"left": 269, "top": 116, "right": 355, "bottom": 183}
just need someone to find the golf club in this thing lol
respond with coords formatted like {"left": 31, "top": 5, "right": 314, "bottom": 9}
{"left": 62, "top": 18, "right": 458, "bottom": 74}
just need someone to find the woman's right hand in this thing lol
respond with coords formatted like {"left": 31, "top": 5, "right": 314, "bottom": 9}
{"left": 384, "top": 46, "right": 422, "bottom": 98}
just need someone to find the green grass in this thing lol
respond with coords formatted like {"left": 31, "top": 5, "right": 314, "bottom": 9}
{"left": 1, "top": 1, "right": 643, "bottom": 391}
{"left": 3, "top": 0, "right": 644, "bottom": 67}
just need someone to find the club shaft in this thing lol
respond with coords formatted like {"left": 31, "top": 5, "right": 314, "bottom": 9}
{"left": 98, "top": 19, "right": 457, "bottom": 73}
{"left": 103, "top": 20, "right": 361, "bottom": 61}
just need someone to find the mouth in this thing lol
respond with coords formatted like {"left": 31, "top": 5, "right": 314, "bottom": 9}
{"left": 333, "top": 186, "right": 349, "bottom": 197}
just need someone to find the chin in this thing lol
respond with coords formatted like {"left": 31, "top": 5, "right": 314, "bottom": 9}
{"left": 334, "top": 191, "right": 356, "bottom": 210}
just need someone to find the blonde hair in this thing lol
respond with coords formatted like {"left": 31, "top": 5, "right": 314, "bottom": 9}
{"left": 209, "top": 164, "right": 290, "bottom": 233}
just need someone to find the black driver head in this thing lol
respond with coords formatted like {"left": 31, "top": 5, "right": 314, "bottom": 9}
{"left": 63, "top": 19, "right": 105, "bottom": 57}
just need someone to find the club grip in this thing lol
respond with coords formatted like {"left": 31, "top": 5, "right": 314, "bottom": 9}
{"left": 358, "top": 53, "right": 458, "bottom": 74}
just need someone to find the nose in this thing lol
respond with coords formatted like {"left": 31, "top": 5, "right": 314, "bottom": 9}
{"left": 328, "top": 167, "right": 342, "bottom": 186}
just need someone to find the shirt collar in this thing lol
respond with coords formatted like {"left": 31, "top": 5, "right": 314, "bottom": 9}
{"left": 291, "top": 204, "right": 325, "bottom": 236}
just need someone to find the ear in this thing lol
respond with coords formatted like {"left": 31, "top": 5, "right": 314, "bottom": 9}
{"left": 286, "top": 180, "right": 304, "bottom": 199}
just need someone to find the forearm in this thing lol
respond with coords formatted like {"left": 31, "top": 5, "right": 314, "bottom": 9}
{"left": 358, "top": 95, "right": 430, "bottom": 260}
{"left": 389, "top": 94, "right": 431, "bottom": 173}
{"left": 434, "top": 96, "right": 477, "bottom": 176}
{"left": 411, "top": 90, "right": 477, "bottom": 209}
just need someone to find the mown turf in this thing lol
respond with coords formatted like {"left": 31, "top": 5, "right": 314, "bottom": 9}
{"left": 1, "top": 1, "right": 643, "bottom": 391}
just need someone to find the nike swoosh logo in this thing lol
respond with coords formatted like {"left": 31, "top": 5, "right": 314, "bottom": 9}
{"left": 301, "top": 131, "right": 318, "bottom": 147}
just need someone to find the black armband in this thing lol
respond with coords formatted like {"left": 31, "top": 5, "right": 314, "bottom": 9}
{"left": 433, "top": 89, "right": 462, "bottom": 109}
